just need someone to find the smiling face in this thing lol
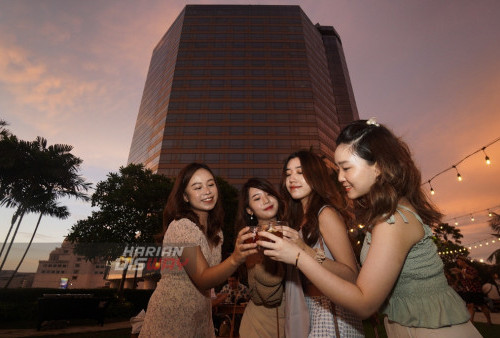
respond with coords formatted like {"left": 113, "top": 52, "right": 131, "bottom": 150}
{"left": 246, "top": 187, "right": 279, "bottom": 223}
{"left": 285, "top": 157, "right": 313, "bottom": 205}
{"left": 334, "top": 143, "right": 380, "bottom": 199}
{"left": 183, "top": 168, "right": 218, "bottom": 217}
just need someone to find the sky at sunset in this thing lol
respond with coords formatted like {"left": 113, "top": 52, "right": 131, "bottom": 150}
{"left": 1, "top": 0, "right": 499, "bottom": 272}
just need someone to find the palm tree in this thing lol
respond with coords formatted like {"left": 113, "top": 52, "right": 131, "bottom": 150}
{"left": 4, "top": 200, "right": 69, "bottom": 287}
{"left": 487, "top": 212, "right": 500, "bottom": 264}
{"left": 0, "top": 136, "right": 37, "bottom": 267}
{"left": 0, "top": 136, "right": 91, "bottom": 276}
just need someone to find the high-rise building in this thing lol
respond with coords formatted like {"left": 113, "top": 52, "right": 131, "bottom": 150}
{"left": 128, "top": 5, "right": 358, "bottom": 186}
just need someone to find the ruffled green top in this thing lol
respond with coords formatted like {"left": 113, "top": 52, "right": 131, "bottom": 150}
{"left": 360, "top": 205, "right": 470, "bottom": 328}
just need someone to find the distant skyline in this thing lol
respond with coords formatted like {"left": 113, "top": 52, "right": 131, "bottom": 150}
{"left": 1, "top": 0, "right": 499, "bottom": 271}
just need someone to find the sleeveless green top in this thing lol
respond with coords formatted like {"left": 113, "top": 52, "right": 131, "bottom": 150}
{"left": 359, "top": 205, "right": 470, "bottom": 328}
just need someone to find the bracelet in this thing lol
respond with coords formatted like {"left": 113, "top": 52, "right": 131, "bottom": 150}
{"left": 314, "top": 248, "right": 326, "bottom": 264}
{"left": 295, "top": 252, "right": 301, "bottom": 268}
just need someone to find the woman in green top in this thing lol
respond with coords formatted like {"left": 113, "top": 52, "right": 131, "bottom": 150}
{"left": 258, "top": 119, "right": 481, "bottom": 337}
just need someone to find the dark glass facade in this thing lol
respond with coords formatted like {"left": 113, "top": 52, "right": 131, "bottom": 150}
{"left": 128, "top": 5, "right": 358, "bottom": 186}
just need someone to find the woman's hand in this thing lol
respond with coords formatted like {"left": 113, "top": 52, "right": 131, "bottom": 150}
{"left": 281, "top": 225, "right": 309, "bottom": 252}
{"left": 281, "top": 226, "right": 300, "bottom": 240}
{"left": 230, "top": 226, "right": 259, "bottom": 265}
{"left": 257, "top": 230, "right": 304, "bottom": 266}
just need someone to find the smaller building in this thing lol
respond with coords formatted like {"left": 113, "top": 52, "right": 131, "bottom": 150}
{"left": 32, "top": 239, "right": 108, "bottom": 289}
{"left": 0, "top": 270, "right": 35, "bottom": 288}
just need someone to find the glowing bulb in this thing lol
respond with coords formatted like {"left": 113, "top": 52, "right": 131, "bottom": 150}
{"left": 488, "top": 210, "right": 492, "bottom": 217}
{"left": 428, "top": 181, "right": 435, "bottom": 195}
{"left": 480, "top": 259, "right": 484, "bottom": 263}
{"left": 482, "top": 148, "right": 491, "bottom": 165}
{"left": 454, "top": 219, "right": 458, "bottom": 226}
{"left": 468, "top": 247, "right": 472, "bottom": 250}
{"left": 470, "top": 214, "right": 475, "bottom": 222}
{"left": 349, "top": 228, "right": 354, "bottom": 233}
{"left": 453, "top": 166, "right": 462, "bottom": 182}
{"left": 486, "top": 242, "right": 489, "bottom": 245}
{"left": 356, "top": 241, "right": 361, "bottom": 245}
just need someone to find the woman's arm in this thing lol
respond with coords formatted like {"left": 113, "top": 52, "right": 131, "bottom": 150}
{"left": 258, "top": 214, "right": 423, "bottom": 318}
{"left": 181, "top": 227, "right": 258, "bottom": 291}
{"left": 280, "top": 208, "right": 358, "bottom": 283}
{"left": 317, "top": 207, "right": 358, "bottom": 283}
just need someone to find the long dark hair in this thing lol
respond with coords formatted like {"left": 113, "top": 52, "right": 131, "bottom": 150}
{"left": 281, "top": 150, "right": 349, "bottom": 246}
{"left": 235, "top": 178, "right": 286, "bottom": 232}
{"left": 162, "top": 163, "right": 223, "bottom": 246}
{"left": 336, "top": 120, "right": 442, "bottom": 228}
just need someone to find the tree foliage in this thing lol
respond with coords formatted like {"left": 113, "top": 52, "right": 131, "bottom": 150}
{"left": 215, "top": 177, "right": 239, "bottom": 256}
{"left": 432, "top": 222, "right": 468, "bottom": 266}
{"left": 67, "top": 164, "right": 173, "bottom": 261}
{"left": 487, "top": 212, "right": 500, "bottom": 264}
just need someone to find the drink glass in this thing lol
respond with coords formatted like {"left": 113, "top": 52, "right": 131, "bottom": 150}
{"left": 260, "top": 220, "right": 285, "bottom": 241}
{"left": 244, "top": 225, "right": 259, "bottom": 244}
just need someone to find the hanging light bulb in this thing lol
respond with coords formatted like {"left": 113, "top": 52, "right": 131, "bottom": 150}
{"left": 482, "top": 147, "right": 491, "bottom": 165}
{"left": 488, "top": 210, "right": 492, "bottom": 217}
{"left": 470, "top": 214, "right": 475, "bottom": 222}
{"left": 453, "top": 166, "right": 462, "bottom": 182}
{"left": 428, "top": 180, "right": 435, "bottom": 195}
{"left": 454, "top": 219, "right": 458, "bottom": 226}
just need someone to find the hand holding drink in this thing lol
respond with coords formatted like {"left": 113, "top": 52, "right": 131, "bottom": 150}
{"left": 243, "top": 221, "right": 285, "bottom": 247}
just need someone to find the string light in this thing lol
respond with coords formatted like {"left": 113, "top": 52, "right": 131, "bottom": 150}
{"left": 482, "top": 147, "right": 491, "bottom": 165}
{"left": 470, "top": 214, "right": 475, "bottom": 222}
{"left": 453, "top": 166, "right": 462, "bottom": 182}
{"left": 422, "top": 136, "right": 499, "bottom": 189}
{"left": 443, "top": 204, "right": 500, "bottom": 225}
{"left": 439, "top": 235, "right": 500, "bottom": 256}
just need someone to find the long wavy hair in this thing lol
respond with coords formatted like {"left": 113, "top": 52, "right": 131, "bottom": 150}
{"left": 280, "top": 150, "right": 350, "bottom": 246}
{"left": 235, "top": 178, "right": 286, "bottom": 232}
{"left": 161, "top": 163, "right": 223, "bottom": 246}
{"left": 335, "top": 120, "right": 442, "bottom": 228}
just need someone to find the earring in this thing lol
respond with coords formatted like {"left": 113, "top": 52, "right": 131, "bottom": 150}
{"left": 250, "top": 214, "right": 254, "bottom": 221}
